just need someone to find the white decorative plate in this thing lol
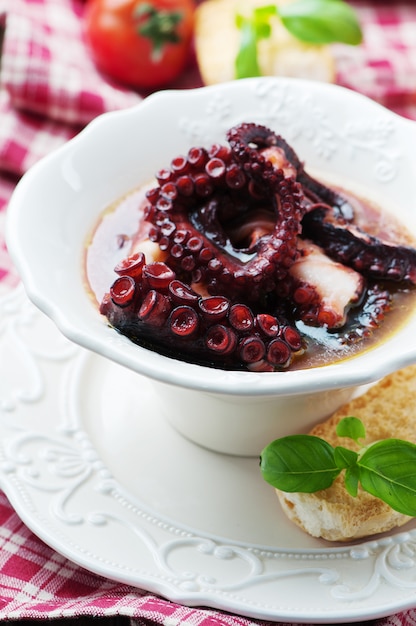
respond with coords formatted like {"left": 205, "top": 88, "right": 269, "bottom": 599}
{"left": 2, "top": 286, "right": 416, "bottom": 624}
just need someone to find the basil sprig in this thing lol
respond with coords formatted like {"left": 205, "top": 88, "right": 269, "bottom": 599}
{"left": 235, "top": 0, "right": 363, "bottom": 79}
{"left": 260, "top": 417, "right": 416, "bottom": 517}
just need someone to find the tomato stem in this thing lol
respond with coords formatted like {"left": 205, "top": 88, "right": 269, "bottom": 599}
{"left": 134, "top": 2, "right": 183, "bottom": 60}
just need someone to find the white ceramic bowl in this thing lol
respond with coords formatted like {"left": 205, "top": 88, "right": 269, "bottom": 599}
{"left": 6, "top": 77, "right": 416, "bottom": 456}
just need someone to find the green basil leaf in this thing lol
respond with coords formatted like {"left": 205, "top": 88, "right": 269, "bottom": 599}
{"left": 278, "top": 0, "right": 363, "bottom": 45}
{"left": 336, "top": 416, "right": 366, "bottom": 443}
{"left": 260, "top": 435, "right": 340, "bottom": 492}
{"left": 358, "top": 439, "right": 416, "bottom": 516}
{"left": 254, "top": 4, "right": 277, "bottom": 23}
{"left": 235, "top": 6, "right": 276, "bottom": 79}
{"left": 334, "top": 445, "right": 358, "bottom": 469}
{"left": 235, "top": 18, "right": 262, "bottom": 79}
{"left": 344, "top": 464, "right": 360, "bottom": 497}
{"left": 255, "top": 20, "right": 272, "bottom": 41}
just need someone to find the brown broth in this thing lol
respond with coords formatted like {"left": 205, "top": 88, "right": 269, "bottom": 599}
{"left": 85, "top": 182, "right": 416, "bottom": 371}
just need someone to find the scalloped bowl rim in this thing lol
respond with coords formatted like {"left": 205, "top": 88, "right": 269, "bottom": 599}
{"left": 6, "top": 77, "right": 416, "bottom": 397}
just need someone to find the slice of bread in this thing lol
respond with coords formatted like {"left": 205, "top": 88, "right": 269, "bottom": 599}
{"left": 276, "top": 365, "right": 416, "bottom": 542}
{"left": 194, "top": 0, "right": 335, "bottom": 86}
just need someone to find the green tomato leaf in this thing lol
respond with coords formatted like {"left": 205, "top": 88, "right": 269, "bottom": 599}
{"left": 358, "top": 439, "right": 416, "bottom": 516}
{"left": 135, "top": 2, "right": 184, "bottom": 59}
{"left": 334, "top": 445, "right": 358, "bottom": 469}
{"left": 278, "top": 0, "right": 363, "bottom": 45}
{"left": 336, "top": 416, "right": 366, "bottom": 443}
{"left": 260, "top": 435, "right": 340, "bottom": 492}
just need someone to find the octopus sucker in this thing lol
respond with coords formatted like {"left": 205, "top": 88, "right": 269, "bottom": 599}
{"left": 96, "top": 122, "right": 416, "bottom": 372}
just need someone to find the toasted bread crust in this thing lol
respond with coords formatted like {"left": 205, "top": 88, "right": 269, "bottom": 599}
{"left": 276, "top": 365, "right": 416, "bottom": 541}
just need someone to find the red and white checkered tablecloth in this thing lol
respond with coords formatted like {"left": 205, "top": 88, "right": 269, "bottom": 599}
{"left": 1, "top": 0, "right": 416, "bottom": 623}
{"left": 334, "top": 1, "right": 416, "bottom": 120}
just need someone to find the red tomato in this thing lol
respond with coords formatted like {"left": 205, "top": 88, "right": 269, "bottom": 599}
{"left": 84, "top": 0, "right": 195, "bottom": 89}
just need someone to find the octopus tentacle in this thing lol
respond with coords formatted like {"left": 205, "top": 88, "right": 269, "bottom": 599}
{"left": 288, "top": 239, "right": 365, "bottom": 329}
{"left": 144, "top": 135, "right": 304, "bottom": 300}
{"left": 302, "top": 206, "right": 416, "bottom": 284}
{"left": 98, "top": 122, "right": 416, "bottom": 372}
{"left": 100, "top": 259, "right": 305, "bottom": 370}
{"left": 338, "top": 284, "right": 392, "bottom": 344}
{"left": 227, "top": 122, "right": 355, "bottom": 220}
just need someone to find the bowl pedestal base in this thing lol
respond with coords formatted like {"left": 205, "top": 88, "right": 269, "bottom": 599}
{"left": 153, "top": 381, "right": 359, "bottom": 456}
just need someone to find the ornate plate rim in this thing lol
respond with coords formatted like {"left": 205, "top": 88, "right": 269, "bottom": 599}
{"left": 2, "top": 286, "right": 416, "bottom": 623}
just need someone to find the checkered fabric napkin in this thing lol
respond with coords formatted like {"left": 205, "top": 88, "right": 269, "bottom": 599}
{"left": 0, "top": 0, "right": 141, "bottom": 177}
{"left": 336, "top": 0, "right": 416, "bottom": 120}
{"left": 1, "top": 0, "right": 142, "bottom": 124}
{"left": 1, "top": 0, "right": 416, "bottom": 623}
